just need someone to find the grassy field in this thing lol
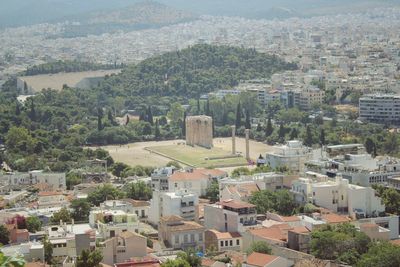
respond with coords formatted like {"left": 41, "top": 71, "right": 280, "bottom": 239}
{"left": 100, "top": 137, "right": 274, "bottom": 169}
{"left": 147, "top": 144, "right": 248, "bottom": 168}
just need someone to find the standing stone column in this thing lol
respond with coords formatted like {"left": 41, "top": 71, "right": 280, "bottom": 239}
{"left": 231, "top": 126, "right": 236, "bottom": 155}
{"left": 245, "top": 129, "right": 250, "bottom": 160}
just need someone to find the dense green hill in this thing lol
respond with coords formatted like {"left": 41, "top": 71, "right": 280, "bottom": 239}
{"left": 99, "top": 44, "right": 296, "bottom": 102}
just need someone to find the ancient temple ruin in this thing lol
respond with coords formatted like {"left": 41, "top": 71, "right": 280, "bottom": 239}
{"left": 185, "top": 115, "right": 213, "bottom": 149}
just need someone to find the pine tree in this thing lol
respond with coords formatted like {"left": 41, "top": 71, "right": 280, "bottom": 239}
{"left": 245, "top": 109, "right": 251, "bottom": 129}
{"left": 147, "top": 106, "right": 154, "bottom": 125}
{"left": 235, "top": 101, "right": 242, "bottom": 129}
{"left": 265, "top": 118, "right": 273, "bottom": 137}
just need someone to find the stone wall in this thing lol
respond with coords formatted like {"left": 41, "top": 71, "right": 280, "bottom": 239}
{"left": 186, "top": 115, "right": 213, "bottom": 149}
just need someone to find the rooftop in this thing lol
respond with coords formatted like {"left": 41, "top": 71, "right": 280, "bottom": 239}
{"left": 246, "top": 252, "right": 279, "bottom": 267}
{"left": 219, "top": 199, "right": 256, "bottom": 209}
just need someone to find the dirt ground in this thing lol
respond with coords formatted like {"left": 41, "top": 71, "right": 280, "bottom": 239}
{"left": 100, "top": 137, "right": 274, "bottom": 170}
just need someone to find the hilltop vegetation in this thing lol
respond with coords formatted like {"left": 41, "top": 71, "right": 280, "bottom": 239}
{"left": 0, "top": 44, "right": 295, "bottom": 172}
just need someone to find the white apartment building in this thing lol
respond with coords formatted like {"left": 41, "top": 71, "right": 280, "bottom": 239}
{"left": 359, "top": 94, "right": 400, "bottom": 123}
{"left": 204, "top": 200, "right": 257, "bottom": 233}
{"left": 299, "top": 87, "right": 325, "bottom": 110}
{"left": 295, "top": 176, "right": 385, "bottom": 218}
{"left": 266, "top": 141, "right": 313, "bottom": 173}
{"left": 149, "top": 189, "right": 198, "bottom": 225}
{"left": 37, "top": 191, "right": 69, "bottom": 209}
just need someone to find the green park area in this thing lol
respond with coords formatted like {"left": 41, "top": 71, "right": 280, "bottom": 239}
{"left": 147, "top": 144, "right": 248, "bottom": 168}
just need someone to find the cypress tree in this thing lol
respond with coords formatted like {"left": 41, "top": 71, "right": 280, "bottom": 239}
{"left": 147, "top": 106, "right": 154, "bottom": 125}
{"left": 320, "top": 128, "right": 326, "bottom": 146}
{"left": 245, "top": 109, "right": 251, "bottom": 129}
{"left": 97, "top": 108, "right": 103, "bottom": 131}
{"left": 206, "top": 99, "right": 210, "bottom": 116}
{"left": 235, "top": 101, "right": 242, "bottom": 129}
{"left": 108, "top": 110, "right": 114, "bottom": 125}
{"left": 197, "top": 99, "right": 201, "bottom": 115}
{"left": 290, "top": 128, "right": 298, "bottom": 140}
{"left": 155, "top": 119, "right": 161, "bottom": 140}
{"left": 304, "top": 125, "right": 313, "bottom": 147}
{"left": 182, "top": 111, "right": 187, "bottom": 137}
{"left": 125, "top": 115, "right": 130, "bottom": 125}
{"left": 265, "top": 118, "right": 273, "bottom": 137}
{"left": 278, "top": 123, "right": 285, "bottom": 139}
{"left": 15, "top": 102, "right": 20, "bottom": 116}
{"left": 29, "top": 99, "right": 36, "bottom": 121}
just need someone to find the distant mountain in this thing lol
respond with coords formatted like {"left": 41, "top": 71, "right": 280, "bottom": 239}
{"left": 49, "top": 1, "right": 197, "bottom": 38}
{"left": 1, "top": 0, "right": 400, "bottom": 28}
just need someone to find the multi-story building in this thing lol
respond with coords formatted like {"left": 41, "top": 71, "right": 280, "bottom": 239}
{"left": 99, "top": 231, "right": 147, "bottom": 265}
{"left": 359, "top": 94, "right": 400, "bottom": 123}
{"left": 149, "top": 189, "right": 198, "bottom": 225}
{"left": 100, "top": 199, "right": 150, "bottom": 219}
{"left": 89, "top": 209, "right": 140, "bottom": 239}
{"left": 204, "top": 200, "right": 257, "bottom": 233}
{"left": 205, "top": 230, "right": 242, "bottom": 252}
{"left": 266, "top": 141, "right": 313, "bottom": 173}
{"left": 299, "top": 87, "right": 325, "bottom": 110}
{"left": 158, "top": 215, "right": 205, "bottom": 251}
{"left": 0, "top": 170, "right": 66, "bottom": 190}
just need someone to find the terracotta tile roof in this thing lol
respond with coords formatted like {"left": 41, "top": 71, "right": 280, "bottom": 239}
{"left": 167, "top": 221, "right": 204, "bottom": 232}
{"left": 246, "top": 252, "right": 279, "bottom": 267}
{"left": 220, "top": 199, "right": 256, "bottom": 209}
{"left": 207, "top": 229, "right": 241, "bottom": 239}
{"left": 249, "top": 226, "right": 288, "bottom": 242}
{"left": 122, "top": 199, "right": 150, "bottom": 207}
{"left": 201, "top": 258, "right": 216, "bottom": 267}
{"left": 196, "top": 168, "right": 227, "bottom": 177}
{"left": 160, "top": 215, "right": 183, "bottom": 222}
{"left": 119, "top": 231, "right": 145, "bottom": 239}
{"left": 360, "top": 223, "right": 378, "bottom": 229}
{"left": 289, "top": 226, "right": 310, "bottom": 234}
{"left": 227, "top": 184, "right": 260, "bottom": 198}
{"left": 321, "top": 213, "right": 351, "bottom": 224}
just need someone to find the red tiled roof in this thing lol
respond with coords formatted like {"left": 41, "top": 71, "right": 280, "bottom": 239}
{"left": 220, "top": 199, "right": 255, "bottom": 209}
{"left": 201, "top": 258, "right": 216, "bottom": 267}
{"left": 321, "top": 213, "right": 351, "bottom": 224}
{"left": 246, "top": 252, "right": 279, "bottom": 267}
{"left": 38, "top": 191, "right": 63, "bottom": 197}
{"left": 290, "top": 226, "right": 310, "bottom": 234}
{"left": 207, "top": 229, "right": 241, "bottom": 239}
{"left": 249, "top": 226, "right": 287, "bottom": 242}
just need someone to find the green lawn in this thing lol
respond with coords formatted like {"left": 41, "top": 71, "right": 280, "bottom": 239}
{"left": 147, "top": 145, "right": 248, "bottom": 168}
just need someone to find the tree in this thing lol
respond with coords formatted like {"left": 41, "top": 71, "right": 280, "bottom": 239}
{"left": 29, "top": 98, "right": 36, "bottom": 121}
{"left": 161, "top": 258, "right": 190, "bottom": 267}
{"left": 76, "top": 249, "right": 103, "bottom": 267}
{"left": 0, "top": 225, "right": 9, "bottom": 245}
{"left": 249, "top": 189, "right": 296, "bottom": 216}
{"left": 205, "top": 180, "right": 219, "bottom": 202}
{"left": 125, "top": 181, "right": 152, "bottom": 200}
{"left": 182, "top": 111, "right": 187, "bottom": 137}
{"left": 245, "top": 109, "right": 251, "bottom": 129}
{"left": 43, "top": 236, "right": 53, "bottom": 265}
{"left": 265, "top": 118, "right": 273, "bottom": 137}
{"left": 278, "top": 123, "right": 285, "bottom": 139}
{"left": 88, "top": 184, "right": 125, "bottom": 206}
{"left": 205, "top": 99, "right": 210, "bottom": 116}
{"left": 231, "top": 167, "right": 251, "bottom": 177}
{"left": 7, "top": 215, "right": 26, "bottom": 230}
{"left": 107, "top": 110, "right": 115, "bottom": 125}
{"left": 97, "top": 107, "right": 103, "bottom": 131}
{"left": 177, "top": 249, "right": 201, "bottom": 267}
{"left": 357, "top": 242, "right": 400, "bottom": 267}
{"left": 320, "top": 129, "right": 326, "bottom": 146}
{"left": 51, "top": 207, "right": 72, "bottom": 224}
{"left": 0, "top": 252, "right": 25, "bottom": 267}
{"left": 246, "top": 241, "right": 272, "bottom": 255}
{"left": 235, "top": 101, "right": 242, "bottom": 129}
{"left": 303, "top": 125, "right": 313, "bottom": 147}
{"left": 382, "top": 188, "right": 400, "bottom": 214}
{"left": 155, "top": 119, "right": 161, "bottom": 140}
{"left": 384, "top": 133, "right": 398, "bottom": 155}
{"left": 111, "top": 162, "right": 130, "bottom": 178}
{"left": 15, "top": 102, "right": 21, "bottom": 116}
{"left": 26, "top": 217, "right": 42, "bottom": 233}
{"left": 290, "top": 128, "right": 298, "bottom": 140}
{"left": 166, "top": 161, "right": 181, "bottom": 169}
{"left": 147, "top": 106, "right": 154, "bottom": 125}
{"left": 167, "top": 102, "right": 184, "bottom": 127}
{"left": 71, "top": 199, "right": 91, "bottom": 222}
{"left": 126, "top": 115, "right": 130, "bottom": 125}
{"left": 365, "top": 138, "right": 376, "bottom": 156}
{"left": 256, "top": 123, "right": 262, "bottom": 132}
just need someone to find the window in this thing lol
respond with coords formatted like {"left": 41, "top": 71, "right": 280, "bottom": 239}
{"left": 175, "top": 183, "right": 178, "bottom": 188}
{"left": 184, "top": 234, "right": 188, "bottom": 243}
{"left": 236, "top": 239, "right": 240, "bottom": 246}
{"left": 230, "top": 240, "right": 233, "bottom": 246}
{"left": 225, "top": 240, "right": 228, "bottom": 246}
{"left": 190, "top": 234, "right": 195, "bottom": 242}
{"left": 220, "top": 241, "right": 224, "bottom": 247}
{"left": 175, "top": 235, "right": 179, "bottom": 244}
{"left": 198, "top": 233, "right": 203, "bottom": 241}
